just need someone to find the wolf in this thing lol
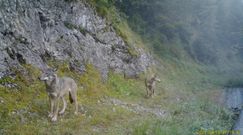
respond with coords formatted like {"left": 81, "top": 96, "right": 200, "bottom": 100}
{"left": 145, "top": 74, "right": 161, "bottom": 97}
{"left": 39, "top": 68, "right": 78, "bottom": 122}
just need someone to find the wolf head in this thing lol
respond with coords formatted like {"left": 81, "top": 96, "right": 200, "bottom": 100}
{"left": 39, "top": 68, "right": 57, "bottom": 82}
{"left": 152, "top": 74, "right": 161, "bottom": 82}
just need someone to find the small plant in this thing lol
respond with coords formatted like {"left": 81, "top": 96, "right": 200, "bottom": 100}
{"left": 79, "top": 27, "right": 88, "bottom": 35}
{"left": 64, "top": 22, "right": 77, "bottom": 30}
{"left": 0, "top": 76, "right": 14, "bottom": 84}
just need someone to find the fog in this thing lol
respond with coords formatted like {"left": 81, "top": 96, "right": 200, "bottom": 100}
{"left": 116, "top": 0, "right": 243, "bottom": 72}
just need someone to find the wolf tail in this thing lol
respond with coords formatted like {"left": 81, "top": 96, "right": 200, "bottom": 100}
{"left": 69, "top": 91, "right": 74, "bottom": 104}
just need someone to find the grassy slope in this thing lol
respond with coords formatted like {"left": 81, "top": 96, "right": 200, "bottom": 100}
{"left": 0, "top": 1, "right": 236, "bottom": 134}
{"left": 0, "top": 60, "right": 234, "bottom": 135}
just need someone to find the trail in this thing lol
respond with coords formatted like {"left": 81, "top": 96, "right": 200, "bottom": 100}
{"left": 101, "top": 97, "right": 167, "bottom": 118}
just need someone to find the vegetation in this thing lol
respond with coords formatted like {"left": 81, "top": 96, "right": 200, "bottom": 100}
{"left": 0, "top": 61, "right": 234, "bottom": 135}
{"left": 114, "top": 0, "right": 243, "bottom": 65}
{"left": 1, "top": 0, "right": 243, "bottom": 134}
{"left": 87, "top": 0, "right": 145, "bottom": 57}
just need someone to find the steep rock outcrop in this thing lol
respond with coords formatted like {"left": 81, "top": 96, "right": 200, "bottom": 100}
{"left": 0, "top": 0, "right": 153, "bottom": 79}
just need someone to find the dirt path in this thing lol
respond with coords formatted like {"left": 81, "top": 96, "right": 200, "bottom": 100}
{"left": 101, "top": 97, "right": 167, "bottom": 118}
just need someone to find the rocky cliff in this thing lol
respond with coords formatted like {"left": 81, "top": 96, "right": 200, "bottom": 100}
{"left": 0, "top": 0, "right": 152, "bottom": 79}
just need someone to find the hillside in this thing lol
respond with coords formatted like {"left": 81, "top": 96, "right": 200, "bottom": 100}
{"left": 0, "top": 0, "right": 241, "bottom": 134}
{"left": 115, "top": 0, "right": 243, "bottom": 71}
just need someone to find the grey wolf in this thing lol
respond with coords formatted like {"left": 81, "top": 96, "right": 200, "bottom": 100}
{"left": 39, "top": 68, "right": 78, "bottom": 122}
{"left": 145, "top": 74, "right": 161, "bottom": 97}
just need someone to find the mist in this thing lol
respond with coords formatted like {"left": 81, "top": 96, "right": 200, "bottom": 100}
{"left": 115, "top": 0, "right": 243, "bottom": 72}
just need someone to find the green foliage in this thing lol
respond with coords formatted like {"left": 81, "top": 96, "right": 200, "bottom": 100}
{"left": 1, "top": 0, "right": 240, "bottom": 134}
{"left": 64, "top": 22, "right": 77, "bottom": 30}
{"left": 87, "top": 0, "right": 141, "bottom": 57}
{"left": 0, "top": 76, "right": 14, "bottom": 84}
{"left": 64, "top": 22, "right": 88, "bottom": 36}
{"left": 88, "top": 0, "right": 115, "bottom": 18}
{"left": 79, "top": 27, "right": 88, "bottom": 35}
{"left": 0, "top": 59, "right": 235, "bottom": 135}
{"left": 107, "top": 72, "right": 144, "bottom": 99}
{"left": 0, "top": 63, "right": 143, "bottom": 134}
{"left": 114, "top": 0, "right": 243, "bottom": 70}
{"left": 131, "top": 100, "right": 233, "bottom": 135}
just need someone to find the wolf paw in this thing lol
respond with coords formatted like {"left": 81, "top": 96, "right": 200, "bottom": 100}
{"left": 74, "top": 111, "right": 78, "bottom": 115}
{"left": 59, "top": 111, "right": 65, "bottom": 115}
{"left": 51, "top": 116, "right": 57, "bottom": 122}
{"left": 48, "top": 113, "right": 53, "bottom": 118}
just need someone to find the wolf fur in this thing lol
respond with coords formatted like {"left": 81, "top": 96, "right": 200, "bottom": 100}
{"left": 40, "top": 69, "right": 78, "bottom": 122}
{"left": 145, "top": 74, "right": 161, "bottom": 97}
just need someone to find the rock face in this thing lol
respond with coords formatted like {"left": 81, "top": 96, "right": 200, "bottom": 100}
{"left": 0, "top": 0, "right": 153, "bottom": 79}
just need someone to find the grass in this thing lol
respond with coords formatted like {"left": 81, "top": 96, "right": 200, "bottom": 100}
{"left": 64, "top": 22, "right": 88, "bottom": 36}
{"left": 129, "top": 68, "right": 234, "bottom": 135}
{"left": 0, "top": 63, "right": 142, "bottom": 134}
{"left": 0, "top": 60, "right": 236, "bottom": 135}
{"left": 87, "top": 0, "right": 148, "bottom": 57}
{"left": 0, "top": 1, "right": 240, "bottom": 134}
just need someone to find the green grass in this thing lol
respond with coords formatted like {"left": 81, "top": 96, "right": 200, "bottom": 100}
{"left": 130, "top": 58, "right": 235, "bottom": 135}
{"left": 87, "top": 0, "right": 147, "bottom": 57}
{"left": 0, "top": 63, "right": 142, "bottom": 134}
{"left": 0, "top": 61, "right": 235, "bottom": 135}
{"left": 0, "top": 1, "right": 239, "bottom": 134}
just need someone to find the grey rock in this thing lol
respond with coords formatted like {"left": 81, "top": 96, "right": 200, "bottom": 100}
{"left": 0, "top": 0, "right": 153, "bottom": 79}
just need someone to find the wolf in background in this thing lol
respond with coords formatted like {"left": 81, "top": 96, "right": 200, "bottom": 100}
{"left": 145, "top": 73, "right": 161, "bottom": 97}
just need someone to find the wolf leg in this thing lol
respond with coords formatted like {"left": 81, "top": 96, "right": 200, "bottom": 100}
{"left": 70, "top": 90, "right": 78, "bottom": 115}
{"left": 74, "top": 94, "right": 78, "bottom": 115}
{"left": 152, "top": 88, "right": 155, "bottom": 96}
{"left": 74, "top": 96, "right": 78, "bottom": 115}
{"left": 149, "top": 88, "right": 152, "bottom": 97}
{"left": 145, "top": 80, "right": 148, "bottom": 97}
{"left": 48, "top": 96, "right": 54, "bottom": 118}
{"left": 59, "top": 97, "right": 67, "bottom": 115}
{"left": 146, "top": 87, "right": 149, "bottom": 97}
{"left": 51, "top": 98, "right": 60, "bottom": 122}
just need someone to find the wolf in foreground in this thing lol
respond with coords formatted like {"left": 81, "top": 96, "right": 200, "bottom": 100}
{"left": 39, "top": 69, "right": 78, "bottom": 122}
{"left": 145, "top": 74, "right": 161, "bottom": 97}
